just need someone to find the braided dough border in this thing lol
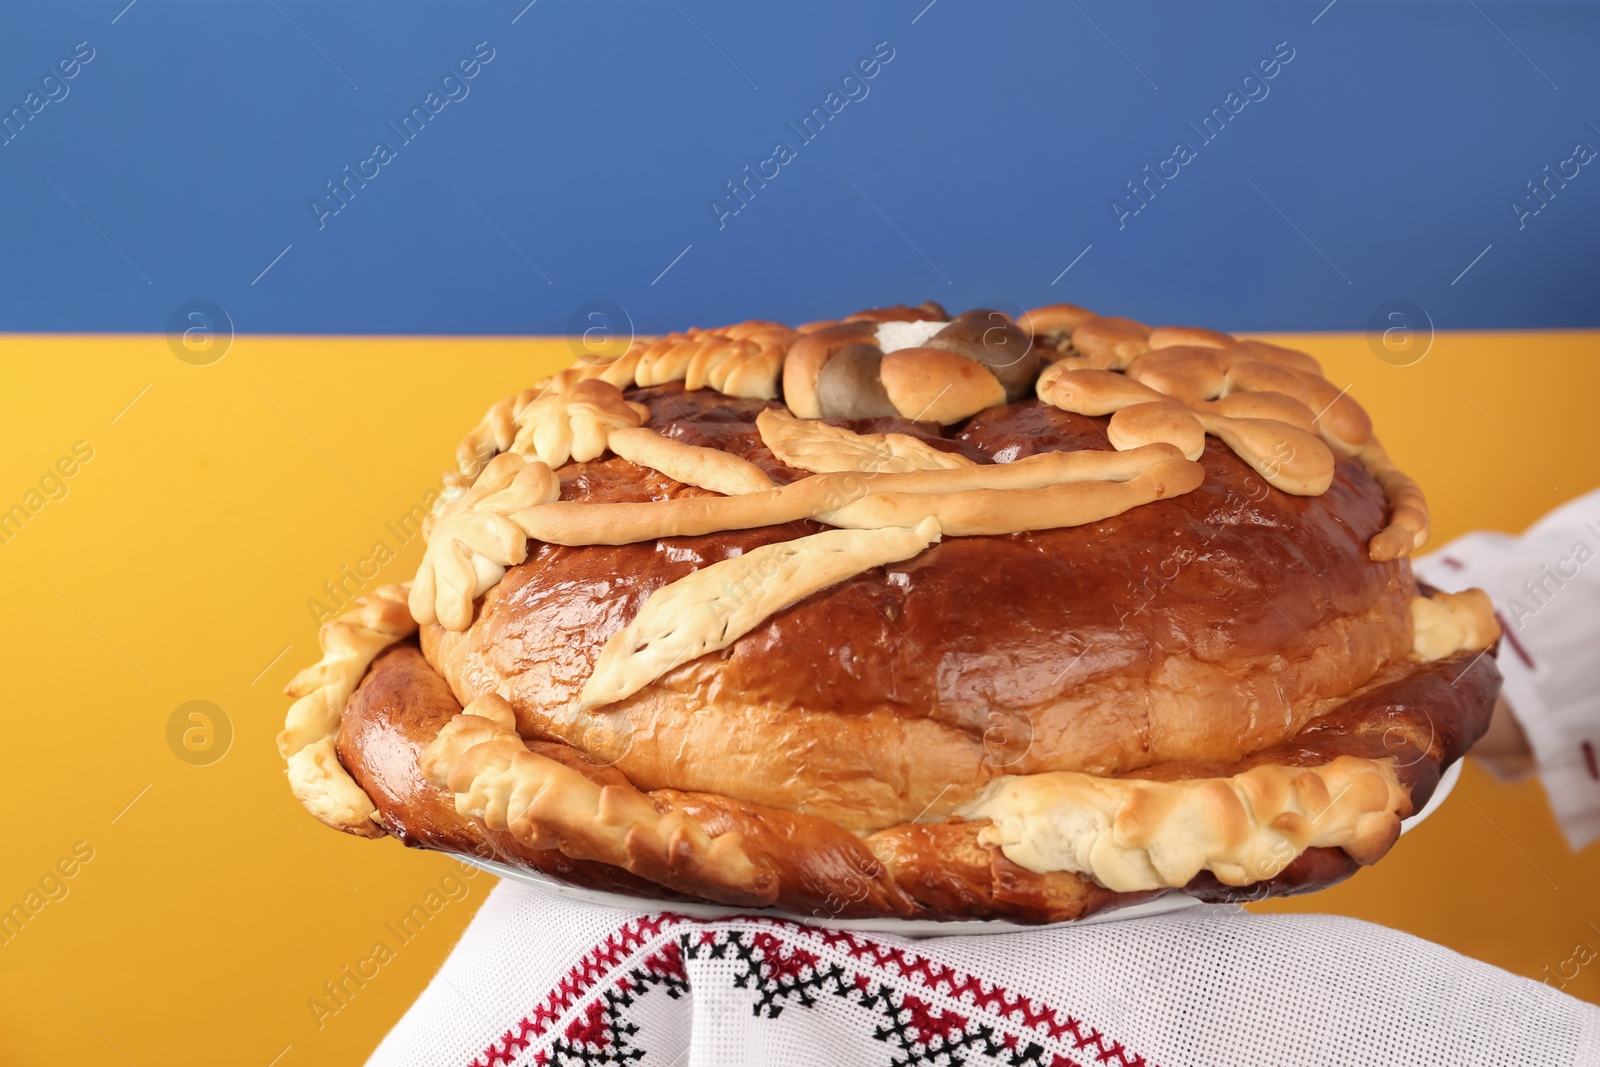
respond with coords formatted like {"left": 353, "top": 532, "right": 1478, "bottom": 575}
{"left": 329, "top": 623, "right": 1499, "bottom": 922}
{"left": 421, "top": 694, "right": 778, "bottom": 906}
{"left": 418, "top": 689, "right": 1413, "bottom": 899}
{"left": 452, "top": 323, "right": 799, "bottom": 484}
{"left": 963, "top": 756, "right": 1407, "bottom": 893}
{"left": 278, "top": 583, "right": 416, "bottom": 837}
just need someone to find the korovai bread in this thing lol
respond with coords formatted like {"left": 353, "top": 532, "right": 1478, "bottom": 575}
{"left": 279, "top": 301, "right": 1500, "bottom": 923}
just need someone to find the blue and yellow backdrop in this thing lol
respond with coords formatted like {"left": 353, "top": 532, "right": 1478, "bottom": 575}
{"left": 1, "top": 2, "right": 1597, "bottom": 1065}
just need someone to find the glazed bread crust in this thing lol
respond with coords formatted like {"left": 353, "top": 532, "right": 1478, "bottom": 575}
{"left": 421, "top": 388, "right": 1414, "bottom": 834}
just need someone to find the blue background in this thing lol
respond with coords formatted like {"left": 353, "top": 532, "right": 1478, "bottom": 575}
{"left": 0, "top": 1, "right": 1595, "bottom": 335}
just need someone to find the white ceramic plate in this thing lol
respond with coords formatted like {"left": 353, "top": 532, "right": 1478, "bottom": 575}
{"left": 460, "top": 759, "right": 1463, "bottom": 938}
{"left": 1402, "top": 757, "right": 1461, "bottom": 834}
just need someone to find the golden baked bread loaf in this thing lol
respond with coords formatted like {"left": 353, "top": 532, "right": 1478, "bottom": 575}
{"left": 280, "top": 302, "right": 1502, "bottom": 924}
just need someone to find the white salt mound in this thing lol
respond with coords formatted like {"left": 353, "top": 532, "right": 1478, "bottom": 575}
{"left": 874, "top": 320, "right": 948, "bottom": 353}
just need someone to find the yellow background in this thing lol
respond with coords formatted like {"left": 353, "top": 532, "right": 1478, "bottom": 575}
{"left": 1, "top": 330, "right": 1596, "bottom": 1066}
